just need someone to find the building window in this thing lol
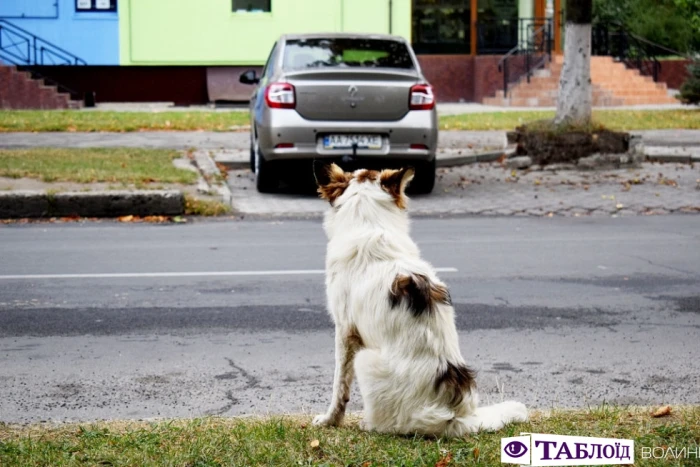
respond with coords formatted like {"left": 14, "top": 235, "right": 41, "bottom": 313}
{"left": 476, "top": 0, "right": 518, "bottom": 54}
{"left": 75, "top": 0, "right": 117, "bottom": 12}
{"left": 412, "top": 0, "right": 471, "bottom": 54}
{"left": 232, "top": 0, "right": 271, "bottom": 12}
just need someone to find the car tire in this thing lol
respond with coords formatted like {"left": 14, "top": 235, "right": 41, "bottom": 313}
{"left": 249, "top": 142, "right": 255, "bottom": 172}
{"left": 409, "top": 158, "right": 436, "bottom": 194}
{"left": 255, "top": 146, "right": 278, "bottom": 193}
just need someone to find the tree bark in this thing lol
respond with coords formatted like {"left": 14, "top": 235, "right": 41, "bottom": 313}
{"left": 554, "top": 0, "right": 593, "bottom": 125}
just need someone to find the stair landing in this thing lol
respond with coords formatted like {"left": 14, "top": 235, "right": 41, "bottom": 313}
{"left": 484, "top": 55, "right": 678, "bottom": 107}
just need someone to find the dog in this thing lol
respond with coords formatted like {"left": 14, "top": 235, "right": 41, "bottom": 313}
{"left": 312, "top": 162, "right": 528, "bottom": 437}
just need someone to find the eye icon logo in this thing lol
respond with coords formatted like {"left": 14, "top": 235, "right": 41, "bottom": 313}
{"left": 504, "top": 441, "right": 528, "bottom": 458}
{"left": 501, "top": 435, "right": 531, "bottom": 464}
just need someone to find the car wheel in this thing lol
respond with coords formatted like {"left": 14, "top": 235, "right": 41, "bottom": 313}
{"left": 249, "top": 141, "right": 255, "bottom": 172}
{"left": 254, "top": 144, "right": 278, "bottom": 193}
{"left": 409, "top": 158, "right": 436, "bottom": 194}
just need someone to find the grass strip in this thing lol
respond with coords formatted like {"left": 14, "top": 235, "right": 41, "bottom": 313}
{"left": 0, "top": 111, "right": 250, "bottom": 132}
{"left": 0, "top": 109, "right": 697, "bottom": 132}
{"left": 0, "top": 406, "right": 697, "bottom": 466}
{"left": 0, "top": 148, "right": 198, "bottom": 185}
{"left": 440, "top": 109, "right": 700, "bottom": 131}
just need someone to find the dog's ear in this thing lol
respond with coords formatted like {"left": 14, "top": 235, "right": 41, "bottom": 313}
{"left": 313, "top": 160, "right": 331, "bottom": 187}
{"left": 315, "top": 162, "right": 351, "bottom": 204}
{"left": 380, "top": 167, "right": 415, "bottom": 209}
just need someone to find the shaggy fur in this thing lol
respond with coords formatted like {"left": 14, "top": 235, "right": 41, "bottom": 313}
{"left": 313, "top": 163, "right": 528, "bottom": 436}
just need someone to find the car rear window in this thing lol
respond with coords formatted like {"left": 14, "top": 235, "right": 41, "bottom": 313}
{"left": 283, "top": 38, "right": 415, "bottom": 70}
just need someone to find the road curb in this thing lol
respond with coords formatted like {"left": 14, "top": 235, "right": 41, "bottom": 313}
{"left": 0, "top": 190, "right": 184, "bottom": 219}
{"left": 192, "top": 150, "right": 233, "bottom": 205}
{"left": 215, "top": 148, "right": 516, "bottom": 171}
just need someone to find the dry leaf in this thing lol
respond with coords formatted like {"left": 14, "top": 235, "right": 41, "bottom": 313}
{"left": 118, "top": 215, "right": 134, "bottom": 223}
{"left": 435, "top": 451, "right": 453, "bottom": 467}
{"left": 309, "top": 439, "right": 320, "bottom": 448}
{"left": 652, "top": 406, "right": 672, "bottom": 418}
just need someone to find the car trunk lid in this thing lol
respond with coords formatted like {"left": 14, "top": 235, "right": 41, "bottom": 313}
{"left": 286, "top": 69, "right": 420, "bottom": 121}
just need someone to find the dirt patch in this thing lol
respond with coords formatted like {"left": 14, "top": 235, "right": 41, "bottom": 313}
{"left": 511, "top": 124, "right": 630, "bottom": 166}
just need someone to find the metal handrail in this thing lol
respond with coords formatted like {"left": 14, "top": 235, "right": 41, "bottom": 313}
{"left": 497, "top": 19, "right": 552, "bottom": 97}
{"left": 0, "top": 19, "right": 87, "bottom": 65}
{"left": 592, "top": 23, "right": 688, "bottom": 82}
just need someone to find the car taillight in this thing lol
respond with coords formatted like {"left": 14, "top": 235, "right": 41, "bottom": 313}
{"left": 265, "top": 82, "right": 296, "bottom": 109}
{"left": 409, "top": 84, "right": 435, "bottom": 110}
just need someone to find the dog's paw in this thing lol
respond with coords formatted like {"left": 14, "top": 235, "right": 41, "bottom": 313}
{"left": 359, "top": 419, "right": 373, "bottom": 432}
{"left": 501, "top": 400, "right": 529, "bottom": 423}
{"left": 312, "top": 413, "right": 337, "bottom": 427}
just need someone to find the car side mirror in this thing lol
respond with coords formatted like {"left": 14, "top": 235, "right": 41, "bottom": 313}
{"left": 240, "top": 70, "right": 260, "bottom": 85}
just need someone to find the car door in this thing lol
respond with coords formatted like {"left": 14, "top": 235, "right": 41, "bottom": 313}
{"left": 252, "top": 41, "right": 279, "bottom": 125}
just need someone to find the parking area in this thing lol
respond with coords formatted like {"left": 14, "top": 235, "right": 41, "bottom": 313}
{"left": 227, "top": 161, "right": 700, "bottom": 218}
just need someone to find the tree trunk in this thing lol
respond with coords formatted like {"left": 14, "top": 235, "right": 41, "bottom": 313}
{"left": 554, "top": 0, "right": 593, "bottom": 125}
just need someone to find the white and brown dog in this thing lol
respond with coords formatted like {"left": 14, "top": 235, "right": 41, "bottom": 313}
{"left": 312, "top": 163, "right": 528, "bottom": 437}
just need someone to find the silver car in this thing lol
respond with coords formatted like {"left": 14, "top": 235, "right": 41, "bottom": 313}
{"left": 240, "top": 33, "right": 438, "bottom": 194}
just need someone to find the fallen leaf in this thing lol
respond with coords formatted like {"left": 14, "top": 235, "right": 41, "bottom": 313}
{"left": 309, "top": 439, "right": 320, "bottom": 448}
{"left": 652, "top": 406, "right": 672, "bottom": 418}
{"left": 118, "top": 215, "right": 134, "bottom": 223}
{"left": 435, "top": 451, "right": 453, "bottom": 467}
{"left": 143, "top": 216, "right": 168, "bottom": 223}
{"left": 473, "top": 447, "right": 480, "bottom": 459}
{"left": 616, "top": 203, "right": 624, "bottom": 209}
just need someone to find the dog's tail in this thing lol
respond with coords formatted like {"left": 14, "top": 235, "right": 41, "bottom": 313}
{"left": 406, "top": 403, "right": 460, "bottom": 436}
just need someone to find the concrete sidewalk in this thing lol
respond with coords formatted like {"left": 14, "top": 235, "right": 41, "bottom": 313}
{"left": 1, "top": 129, "right": 698, "bottom": 220}
{"left": 2, "top": 129, "right": 699, "bottom": 150}
{"left": 2, "top": 130, "right": 699, "bottom": 168}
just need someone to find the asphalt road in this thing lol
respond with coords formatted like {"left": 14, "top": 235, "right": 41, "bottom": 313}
{"left": 0, "top": 216, "right": 698, "bottom": 424}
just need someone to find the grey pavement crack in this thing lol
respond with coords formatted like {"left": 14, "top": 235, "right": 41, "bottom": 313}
{"left": 626, "top": 254, "right": 696, "bottom": 276}
{"left": 215, "top": 358, "right": 262, "bottom": 389}
{"left": 208, "top": 390, "right": 239, "bottom": 416}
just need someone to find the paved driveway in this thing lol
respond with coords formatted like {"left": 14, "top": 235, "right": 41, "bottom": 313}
{"left": 228, "top": 162, "right": 700, "bottom": 218}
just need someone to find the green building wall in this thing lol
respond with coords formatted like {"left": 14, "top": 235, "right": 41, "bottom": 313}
{"left": 119, "top": 0, "right": 412, "bottom": 65}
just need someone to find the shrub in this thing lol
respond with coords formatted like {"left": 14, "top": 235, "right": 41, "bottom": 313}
{"left": 679, "top": 61, "right": 700, "bottom": 105}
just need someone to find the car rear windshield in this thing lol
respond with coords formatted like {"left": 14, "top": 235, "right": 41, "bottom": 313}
{"left": 283, "top": 38, "right": 415, "bottom": 70}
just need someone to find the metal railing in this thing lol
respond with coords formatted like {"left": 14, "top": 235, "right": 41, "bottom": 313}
{"left": 0, "top": 19, "right": 86, "bottom": 66}
{"left": 497, "top": 18, "right": 553, "bottom": 97}
{"left": 0, "top": 19, "right": 88, "bottom": 105}
{"left": 592, "top": 24, "right": 688, "bottom": 82}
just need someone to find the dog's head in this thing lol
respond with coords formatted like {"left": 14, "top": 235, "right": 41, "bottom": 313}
{"left": 314, "top": 162, "right": 414, "bottom": 208}
{"left": 314, "top": 162, "right": 414, "bottom": 236}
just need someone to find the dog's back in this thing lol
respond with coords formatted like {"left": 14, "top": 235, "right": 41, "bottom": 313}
{"left": 314, "top": 164, "right": 527, "bottom": 436}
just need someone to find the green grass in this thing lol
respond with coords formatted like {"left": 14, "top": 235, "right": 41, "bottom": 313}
{"left": 440, "top": 109, "right": 700, "bottom": 131}
{"left": 0, "top": 111, "right": 250, "bottom": 132}
{"left": 0, "top": 108, "right": 697, "bottom": 133}
{"left": 184, "top": 195, "right": 232, "bottom": 216}
{"left": 0, "top": 148, "right": 198, "bottom": 185}
{"left": 0, "top": 406, "right": 697, "bottom": 466}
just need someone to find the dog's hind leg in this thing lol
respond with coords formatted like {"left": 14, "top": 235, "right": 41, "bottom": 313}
{"left": 313, "top": 326, "right": 364, "bottom": 427}
{"left": 353, "top": 348, "right": 393, "bottom": 432}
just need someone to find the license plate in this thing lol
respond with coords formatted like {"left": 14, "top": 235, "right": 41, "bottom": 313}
{"left": 323, "top": 134, "right": 382, "bottom": 150}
